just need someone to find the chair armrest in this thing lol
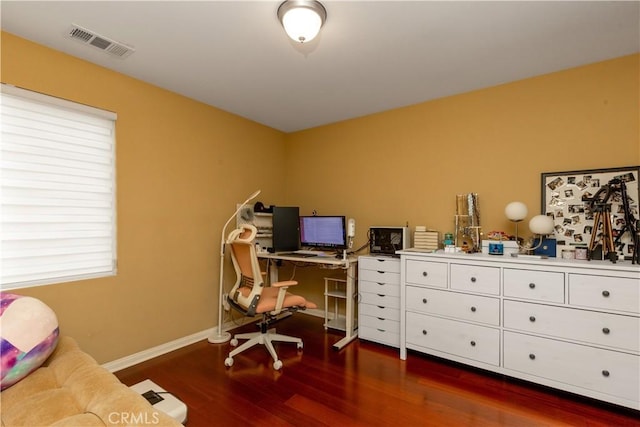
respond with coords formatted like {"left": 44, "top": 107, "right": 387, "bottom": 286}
{"left": 272, "top": 280, "right": 297, "bottom": 288}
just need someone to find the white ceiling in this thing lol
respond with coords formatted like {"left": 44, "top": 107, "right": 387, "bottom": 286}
{"left": 1, "top": 1, "right": 639, "bottom": 133}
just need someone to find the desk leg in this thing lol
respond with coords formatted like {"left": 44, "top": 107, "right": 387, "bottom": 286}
{"left": 332, "top": 263, "right": 358, "bottom": 350}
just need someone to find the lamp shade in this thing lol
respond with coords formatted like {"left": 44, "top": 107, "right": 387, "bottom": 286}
{"left": 278, "top": 0, "right": 327, "bottom": 43}
{"left": 505, "top": 201, "right": 528, "bottom": 222}
{"left": 529, "top": 214, "right": 555, "bottom": 235}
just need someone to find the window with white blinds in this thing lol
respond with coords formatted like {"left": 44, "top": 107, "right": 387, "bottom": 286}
{"left": 1, "top": 84, "right": 117, "bottom": 290}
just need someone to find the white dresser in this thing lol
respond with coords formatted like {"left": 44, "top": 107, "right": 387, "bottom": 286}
{"left": 398, "top": 250, "right": 640, "bottom": 410}
{"left": 358, "top": 255, "right": 401, "bottom": 348}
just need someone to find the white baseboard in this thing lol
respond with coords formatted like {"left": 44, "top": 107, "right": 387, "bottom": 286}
{"left": 102, "top": 310, "right": 324, "bottom": 373}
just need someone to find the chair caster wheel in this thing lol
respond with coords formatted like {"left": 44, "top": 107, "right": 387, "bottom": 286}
{"left": 297, "top": 342, "right": 303, "bottom": 350}
{"left": 273, "top": 360, "right": 283, "bottom": 370}
{"left": 230, "top": 338, "right": 238, "bottom": 347}
{"left": 224, "top": 357, "right": 234, "bottom": 367}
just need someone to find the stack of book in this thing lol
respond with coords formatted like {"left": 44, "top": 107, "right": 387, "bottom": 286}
{"left": 414, "top": 228, "right": 439, "bottom": 251}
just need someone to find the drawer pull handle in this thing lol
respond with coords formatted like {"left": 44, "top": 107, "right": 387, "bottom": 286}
{"left": 602, "top": 327, "right": 610, "bottom": 334}
{"left": 422, "top": 330, "right": 427, "bottom": 335}
{"left": 377, "top": 294, "right": 385, "bottom": 298}
{"left": 377, "top": 282, "right": 385, "bottom": 286}
{"left": 529, "top": 283, "right": 536, "bottom": 289}
{"left": 377, "top": 317, "right": 384, "bottom": 321}
{"left": 422, "top": 271, "right": 428, "bottom": 277}
{"left": 602, "top": 370, "right": 610, "bottom": 377}
{"left": 529, "top": 316, "right": 536, "bottom": 322}
{"left": 377, "top": 328, "right": 386, "bottom": 332}
{"left": 377, "top": 305, "right": 385, "bottom": 309}
{"left": 422, "top": 298, "right": 428, "bottom": 304}
{"left": 470, "top": 277, "right": 477, "bottom": 283}
{"left": 377, "top": 271, "right": 385, "bottom": 274}
{"left": 470, "top": 341, "right": 476, "bottom": 347}
{"left": 602, "top": 290, "right": 610, "bottom": 297}
{"left": 470, "top": 306, "right": 477, "bottom": 312}
{"left": 529, "top": 353, "right": 536, "bottom": 360}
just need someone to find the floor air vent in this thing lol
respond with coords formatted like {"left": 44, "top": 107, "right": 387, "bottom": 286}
{"left": 66, "top": 24, "right": 135, "bottom": 58}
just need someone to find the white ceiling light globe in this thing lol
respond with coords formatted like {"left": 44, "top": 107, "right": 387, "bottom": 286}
{"left": 282, "top": 7, "right": 322, "bottom": 43}
{"left": 505, "top": 202, "right": 528, "bottom": 222}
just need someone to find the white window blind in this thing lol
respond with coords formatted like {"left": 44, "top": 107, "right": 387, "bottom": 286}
{"left": 1, "top": 84, "right": 117, "bottom": 290}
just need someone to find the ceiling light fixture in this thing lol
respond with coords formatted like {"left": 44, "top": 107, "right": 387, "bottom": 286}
{"left": 277, "top": 0, "right": 327, "bottom": 43}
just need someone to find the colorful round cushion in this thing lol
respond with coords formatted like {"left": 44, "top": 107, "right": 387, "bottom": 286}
{"left": 1, "top": 293, "right": 59, "bottom": 390}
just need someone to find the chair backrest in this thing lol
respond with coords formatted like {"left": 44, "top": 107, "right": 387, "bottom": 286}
{"left": 227, "top": 224, "right": 263, "bottom": 316}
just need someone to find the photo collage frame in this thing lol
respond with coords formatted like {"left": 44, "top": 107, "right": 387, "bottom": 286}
{"left": 541, "top": 166, "right": 639, "bottom": 259}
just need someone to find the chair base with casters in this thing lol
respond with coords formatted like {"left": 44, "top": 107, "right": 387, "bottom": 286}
{"left": 224, "top": 310, "right": 304, "bottom": 370}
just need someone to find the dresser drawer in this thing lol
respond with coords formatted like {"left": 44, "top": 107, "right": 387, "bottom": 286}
{"left": 359, "top": 256, "right": 400, "bottom": 273}
{"left": 450, "top": 263, "right": 500, "bottom": 295}
{"left": 406, "top": 286, "right": 500, "bottom": 326}
{"left": 359, "top": 314, "right": 400, "bottom": 334}
{"left": 360, "top": 279, "right": 400, "bottom": 297}
{"left": 359, "top": 269, "right": 401, "bottom": 285}
{"left": 503, "top": 268, "right": 565, "bottom": 303}
{"left": 504, "top": 331, "right": 640, "bottom": 402}
{"left": 405, "top": 260, "right": 448, "bottom": 288}
{"left": 359, "top": 325, "right": 400, "bottom": 348}
{"left": 569, "top": 274, "right": 640, "bottom": 313}
{"left": 504, "top": 300, "right": 640, "bottom": 352}
{"left": 406, "top": 312, "right": 500, "bottom": 366}
{"left": 359, "top": 302, "right": 400, "bottom": 321}
{"left": 360, "top": 292, "right": 400, "bottom": 309}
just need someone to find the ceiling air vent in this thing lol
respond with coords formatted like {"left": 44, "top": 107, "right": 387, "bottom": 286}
{"left": 66, "top": 24, "right": 135, "bottom": 59}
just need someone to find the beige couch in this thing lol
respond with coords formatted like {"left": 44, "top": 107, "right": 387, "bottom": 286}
{"left": 1, "top": 336, "right": 182, "bottom": 426}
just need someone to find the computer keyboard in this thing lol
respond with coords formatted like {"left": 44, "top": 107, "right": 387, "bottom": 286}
{"left": 294, "top": 250, "right": 322, "bottom": 255}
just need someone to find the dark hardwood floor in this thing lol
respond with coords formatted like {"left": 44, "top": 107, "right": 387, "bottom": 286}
{"left": 115, "top": 315, "right": 639, "bottom": 426}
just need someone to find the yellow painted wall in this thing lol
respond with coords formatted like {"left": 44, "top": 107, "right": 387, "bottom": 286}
{"left": 1, "top": 32, "right": 287, "bottom": 363}
{"left": 284, "top": 54, "right": 639, "bottom": 305}
{"left": 2, "top": 31, "right": 638, "bottom": 363}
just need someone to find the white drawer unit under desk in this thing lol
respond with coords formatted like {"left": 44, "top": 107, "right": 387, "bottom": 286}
{"left": 358, "top": 255, "right": 401, "bottom": 348}
{"left": 398, "top": 250, "right": 640, "bottom": 410}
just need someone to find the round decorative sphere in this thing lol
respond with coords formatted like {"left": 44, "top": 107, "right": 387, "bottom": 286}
{"left": 1, "top": 293, "right": 59, "bottom": 390}
{"left": 529, "top": 214, "right": 555, "bottom": 235}
{"left": 505, "top": 202, "right": 528, "bottom": 222}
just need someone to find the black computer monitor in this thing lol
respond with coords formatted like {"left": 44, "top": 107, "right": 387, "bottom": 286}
{"left": 271, "top": 206, "right": 300, "bottom": 252}
{"left": 299, "top": 216, "right": 347, "bottom": 250}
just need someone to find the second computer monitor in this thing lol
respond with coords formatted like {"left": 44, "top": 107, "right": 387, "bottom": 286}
{"left": 271, "top": 206, "right": 301, "bottom": 253}
{"left": 299, "top": 216, "right": 347, "bottom": 250}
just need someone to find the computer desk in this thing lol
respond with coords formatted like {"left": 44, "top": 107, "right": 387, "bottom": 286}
{"left": 257, "top": 252, "right": 358, "bottom": 350}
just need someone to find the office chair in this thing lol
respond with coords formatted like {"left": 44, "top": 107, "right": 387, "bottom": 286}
{"left": 223, "top": 224, "right": 317, "bottom": 370}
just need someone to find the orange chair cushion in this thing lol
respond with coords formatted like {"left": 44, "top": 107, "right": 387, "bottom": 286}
{"left": 243, "top": 287, "right": 317, "bottom": 313}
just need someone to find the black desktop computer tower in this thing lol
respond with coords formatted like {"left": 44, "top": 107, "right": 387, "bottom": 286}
{"left": 271, "top": 206, "right": 300, "bottom": 253}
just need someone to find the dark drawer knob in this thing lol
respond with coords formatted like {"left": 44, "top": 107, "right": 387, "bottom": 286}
{"left": 602, "top": 290, "right": 610, "bottom": 297}
{"left": 377, "top": 282, "right": 385, "bottom": 286}
{"left": 422, "top": 330, "right": 427, "bottom": 335}
{"left": 602, "top": 370, "right": 610, "bottom": 377}
{"left": 529, "top": 316, "right": 536, "bottom": 322}
{"left": 422, "top": 298, "right": 428, "bottom": 304}
{"left": 470, "top": 341, "right": 476, "bottom": 347}
{"left": 470, "top": 306, "right": 477, "bottom": 312}
{"left": 377, "top": 271, "right": 385, "bottom": 274}
{"left": 602, "top": 327, "right": 610, "bottom": 334}
{"left": 529, "top": 353, "right": 536, "bottom": 360}
{"left": 470, "top": 277, "right": 477, "bottom": 283}
{"left": 529, "top": 283, "right": 536, "bottom": 289}
{"left": 422, "top": 271, "right": 428, "bottom": 277}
